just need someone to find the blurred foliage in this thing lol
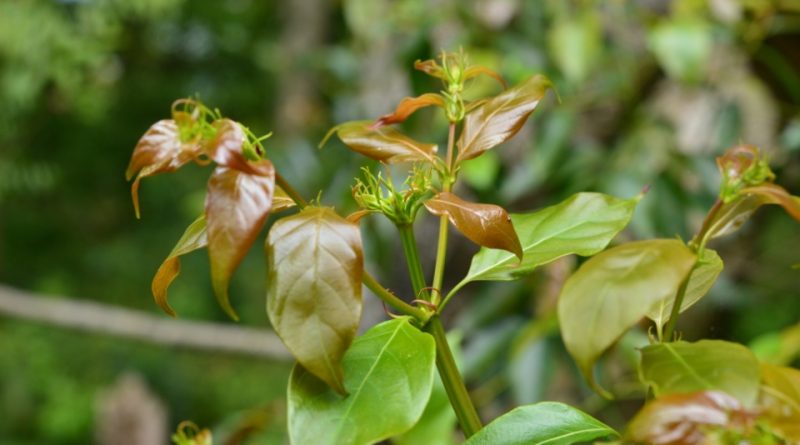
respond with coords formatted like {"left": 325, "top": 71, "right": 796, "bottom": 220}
{"left": 0, "top": 0, "right": 799, "bottom": 443}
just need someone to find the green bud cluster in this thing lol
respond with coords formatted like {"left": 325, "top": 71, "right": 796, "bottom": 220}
{"left": 717, "top": 145, "right": 775, "bottom": 203}
{"left": 352, "top": 166, "right": 434, "bottom": 225}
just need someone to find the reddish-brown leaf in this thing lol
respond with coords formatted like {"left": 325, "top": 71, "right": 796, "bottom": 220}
{"left": 424, "top": 192, "right": 522, "bottom": 258}
{"left": 626, "top": 391, "right": 756, "bottom": 445}
{"left": 205, "top": 160, "right": 275, "bottom": 320}
{"left": 741, "top": 183, "right": 800, "bottom": 222}
{"left": 457, "top": 75, "right": 552, "bottom": 162}
{"left": 373, "top": 93, "right": 445, "bottom": 127}
{"left": 323, "top": 121, "right": 438, "bottom": 164}
{"left": 205, "top": 119, "right": 272, "bottom": 176}
{"left": 127, "top": 119, "right": 201, "bottom": 218}
{"left": 414, "top": 59, "right": 444, "bottom": 79}
{"left": 464, "top": 65, "right": 507, "bottom": 89}
{"left": 151, "top": 215, "right": 208, "bottom": 317}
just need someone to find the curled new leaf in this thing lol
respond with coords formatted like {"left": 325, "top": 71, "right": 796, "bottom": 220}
{"left": 740, "top": 183, "right": 800, "bottom": 222}
{"left": 626, "top": 391, "right": 756, "bottom": 445}
{"left": 558, "top": 239, "right": 696, "bottom": 398}
{"left": 424, "top": 192, "right": 522, "bottom": 258}
{"left": 374, "top": 93, "right": 445, "bottom": 127}
{"left": 205, "top": 161, "right": 275, "bottom": 320}
{"left": 457, "top": 74, "right": 552, "bottom": 162}
{"left": 267, "top": 207, "right": 363, "bottom": 395}
{"left": 152, "top": 215, "right": 207, "bottom": 317}
{"left": 704, "top": 184, "right": 800, "bottom": 241}
{"left": 127, "top": 119, "right": 202, "bottom": 218}
{"left": 321, "top": 121, "right": 438, "bottom": 164}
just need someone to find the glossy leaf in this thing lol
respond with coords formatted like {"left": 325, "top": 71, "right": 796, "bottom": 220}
{"left": 393, "top": 374, "right": 455, "bottom": 445}
{"left": 465, "top": 402, "right": 617, "bottom": 445}
{"left": 288, "top": 318, "right": 435, "bottom": 445}
{"left": 151, "top": 215, "right": 207, "bottom": 317}
{"left": 639, "top": 340, "right": 761, "bottom": 406}
{"left": 457, "top": 74, "right": 551, "bottom": 162}
{"left": 455, "top": 193, "right": 639, "bottom": 292}
{"left": 127, "top": 119, "right": 200, "bottom": 218}
{"left": 323, "top": 120, "right": 438, "bottom": 164}
{"left": 205, "top": 162, "right": 275, "bottom": 320}
{"left": 704, "top": 194, "right": 765, "bottom": 240}
{"left": 425, "top": 192, "right": 522, "bottom": 258}
{"left": 626, "top": 391, "right": 753, "bottom": 445}
{"left": 267, "top": 207, "right": 363, "bottom": 394}
{"left": 647, "top": 248, "right": 723, "bottom": 330}
{"left": 558, "top": 239, "right": 696, "bottom": 397}
{"left": 374, "top": 93, "right": 444, "bottom": 127}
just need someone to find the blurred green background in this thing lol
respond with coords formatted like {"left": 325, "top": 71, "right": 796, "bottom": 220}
{"left": 1, "top": 0, "right": 799, "bottom": 443}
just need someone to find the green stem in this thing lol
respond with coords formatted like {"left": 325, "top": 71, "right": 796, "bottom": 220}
{"left": 275, "top": 173, "right": 308, "bottom": 209}
{"left": 432, "top": 123, "right": 457, "bottom": 306}
{"left": 425, "top": 316, "right": 482, "bottom": 437}
{"left": 662, "top": 269, "right": 693, "bottom": 342}
{"left": 397, "top": 224, "right": 428, "bottom": 299}
{"left": 363, "top": 273, "right": 427, "bottom": 321}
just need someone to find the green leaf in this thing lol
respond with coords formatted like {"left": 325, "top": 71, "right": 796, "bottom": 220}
{"left": 393, "top": 374, "right": 455, "bottom": 445}
{"left": 424, "top": 192, "right": 522, "bottom": 258}
{"left": 206, "top": 161, "right": 275, "bottom": 320}
{"left": 322, "top": 120, "right": 438, "bottom": 164}
{"left": 639, "top": 340, "right": 761, "bottom": 406}
{"left": 453, "top": 193, "right": 639, "bottom": 294}
{"left": 151, "top": 215, "right": 207, "bottom": 317}
{"left": 288, "top": 318, "right": 435, "bottom": 445}
{"left": 558, "top": 239, "right": 696, "bottom": 397}
{"left": 457, "top": 74, "right": 552, "bottom": 162}
{"left": 464, "top": 402, "right": 617, "bottom": 445}
{"left": 267, "top": 207, "right": 363, "bottom": 395}
{"left": 646, "top": 248, "right": 723, "bottom": 330}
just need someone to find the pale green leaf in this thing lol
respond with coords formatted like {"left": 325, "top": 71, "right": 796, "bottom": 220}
{"left": 267, "top": 207, "right": 363, "bottom": 395}
{"left": 647, "top": 248, "right": 723, "bottom": 329}
{"left": 465, "top": 402, "right": 617, "bottom": 445}
{"left": 452, "top": 192, "right": 639, "bottom": 296}
{"left": 288, "top": 318, "right": 436, "bottom": 445}
{"left": 639, "top": 340, "right": 760, "bottom": 406}
{"left": 558, "top": 239, "right": 696, "bottom": 397}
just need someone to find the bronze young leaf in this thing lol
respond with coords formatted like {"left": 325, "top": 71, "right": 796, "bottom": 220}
{"left": 205, "top": 161, "right": 275, "bottom": 320}
{"left": 127, "top": 119, "right": 202, "bottom": 218}
{"left": 322, "top": 120, "right": 438, "bottom": 164}
{"left": 374, "top": 93, "right": 445, "bottom": 127}
{"left": 424, "top": 192, "right": 522, "bottom": 259}
{"left": 457, "top": 74, "right": 552, "bottom": 162}
{"left": 266, "top": 207, "right": 363, "bottom": 395}
{"left": 152, "top": 215, "right": 208, "bottom": 317}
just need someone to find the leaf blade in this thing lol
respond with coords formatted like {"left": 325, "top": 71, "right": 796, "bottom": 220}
{"left": 327, "top": 120, "right": 438, "bottom": 164}
{"left": 205, "top": 162, "right": 275, "bottom": 320}
{"left": 151, "top": 215, "right": 208, "bottom": 317}
{"left": 374, "top": 93, "right": 444, "bottom": 127}
{"left": 457, "top": 74, "right": 551, "bottom": 162}
{"left": 457, "top": 192, "right": 639, "bottom": 289}
{"left": 464, "top": 402, "right": 617, "bottom": 445}
{"left": 639, "top": 340, "right": 761, "bottom": 406}
{"left": 267, "top": 207, "right": 363, "bottom": 394}
{"left": 646, "top": 248, "right": 723, "bottom": 329}
{"left": 288, "top": 318, "right": 436, "bottom": 445}
{"left": 425, "top": 192, "right": 522, "bottom": 258}
{"left": 558, "top": 239, "right": 696, "bottom": 396}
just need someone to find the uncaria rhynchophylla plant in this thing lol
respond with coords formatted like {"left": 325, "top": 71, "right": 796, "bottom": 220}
{"left": 128, "top": 51, "right": 800, "bottom": 445}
